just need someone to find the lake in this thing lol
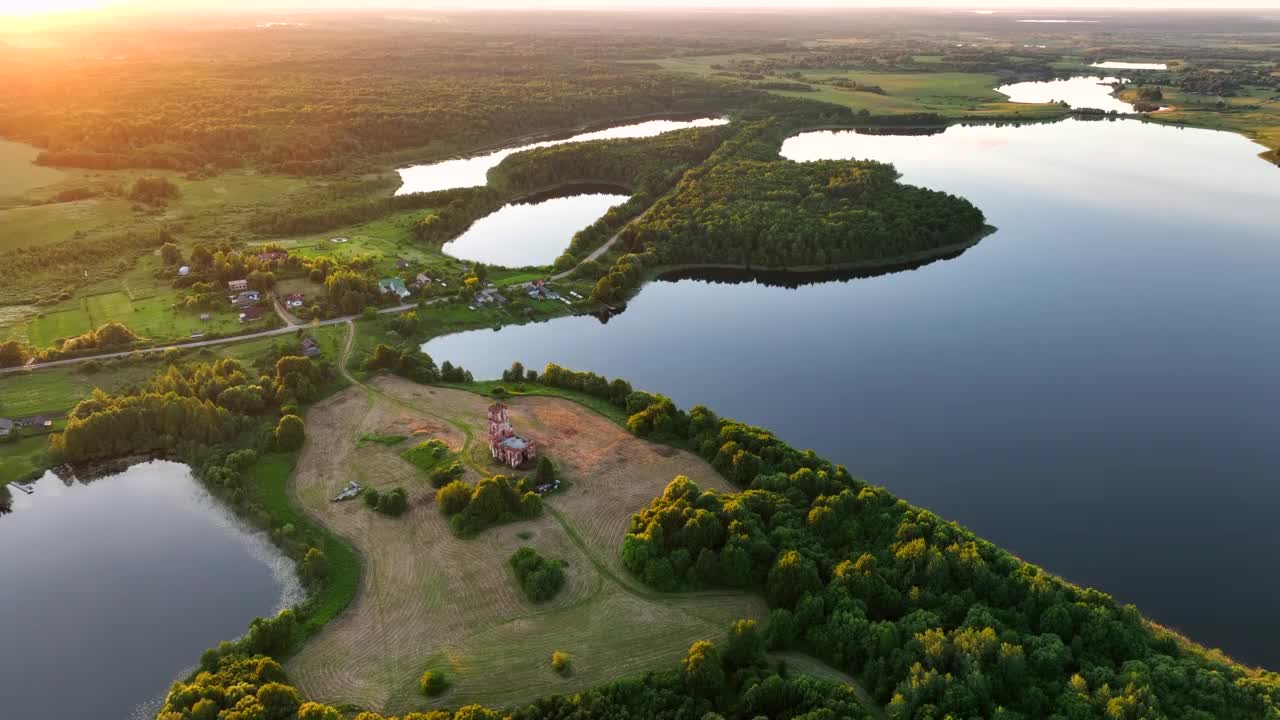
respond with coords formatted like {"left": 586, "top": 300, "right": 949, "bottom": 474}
{"left": 425, "top": 117, "right": 1280, "bottom": 669}
{"left": 1091, "top": 61, "right": 1168, "bottom": 71}
{"left": 997, "top": 75, "right": 1134, "bottom": 112}
{"left": 0, "top": 461, "right": 299, "bottom": 720}
{"left": 395, "top": 117, "right": 728, "bottom": 195}
{"left": 442, "top": 185, "right": 629, "bottom": 267}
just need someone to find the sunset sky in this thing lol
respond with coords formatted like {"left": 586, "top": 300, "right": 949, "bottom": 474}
{"left": 4, "top": 0, "right": 1280, "bottom": 17}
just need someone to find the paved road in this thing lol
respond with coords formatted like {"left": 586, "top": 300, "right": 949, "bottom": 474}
{"left": 550, "top": 206, "right": 652, "bottom": 280}
{"left": 0, "top": 302, "right": 422, "bottom": 375}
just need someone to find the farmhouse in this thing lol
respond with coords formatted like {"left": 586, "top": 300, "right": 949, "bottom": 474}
{"left": 487, "top": 401, "right": 537, "bottom": 468}
{"left": 231, "top": 290, "right": 261, "bottom": 306}
{"left": 228, "top": 279, "right": 249, "bottom": 292}
{"left": 300, "top": 337, "right": 322, "bottom": 358}
{"left": 379, "top": 277, "right": 410, "bottom": 299}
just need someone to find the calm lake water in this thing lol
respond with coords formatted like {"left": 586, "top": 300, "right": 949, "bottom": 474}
{"left": 998, "top": 75, "right": 1133, "bottom": 112}
{"left": 426, "top": 118, "right": 1280, "bottom": 668}
{"left": 442, "top": 185, "right": 629, "bottom": 267}
{"left": 0, "top": 461, "right": 299, "bottom": 720}
{"left": 395, "top": 117, "right": 728, "bottom": 195}
{"left": 1091, "top": 61, "right": 1168, "bottom": 70}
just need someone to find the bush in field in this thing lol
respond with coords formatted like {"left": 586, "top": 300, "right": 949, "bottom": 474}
{"left": 551, "top": 650, "right": 572, "bottom": 675}
{"left": 510, "top": 546, "right": 565, "bottom": 603}
{"left": 437, "top": 480, "right": 471, "bottom": 515}
{"left": 419, "top": 669, "right": 448, "bottom": 697}
{"left": 274, "top": 414, "right": 306, "bottom": 451}
{"left": 375, "top": 487, "right": 409, "bottom": 517}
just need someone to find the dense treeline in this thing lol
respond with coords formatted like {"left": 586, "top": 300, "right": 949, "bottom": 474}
{"left": 628, "top": 157, "right": 984, "bottom": 269}
{"left": 590, "top": 150, "right": 984, "bottom": 303}
{"left": 488, "top": 125, "right": 735, "bottom": 197}
{"left": 158, "top": 623, "right": 873, "bottom": 720}
{"left": 53, "top": 355, "right": 330, "bottom": 461}
{"left": 411, "top": 188, "right": 506, "bottom": 246}
{"left": 0, "top": 27, "right": 764, "bottom": 174}
{"left": 366, "top": 344, "right": 473, "bottom": 384}
{"left": 605, "top": 384, "right": 1280, "bottom": 719}
{"left": 483, "top": 125, "right": 736, "bottom": 267}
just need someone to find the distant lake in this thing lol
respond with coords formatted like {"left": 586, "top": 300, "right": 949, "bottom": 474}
{"left": 997, "top": 75, "right": 1133, "bottom": 112}
{"left": 1091, "top": 61, "right": 1168, "bottom": 71}
{"left": 442, "top": 185, "right": 629, "bottom": 268}
{"left": 0, "top": 461, "right": 299, "bottom": 720}
{"left": 427, "top": 118, "right": 1280, "bottom": 669}
{"left": 395, "top": 117, "right": 728, "bottom": 195}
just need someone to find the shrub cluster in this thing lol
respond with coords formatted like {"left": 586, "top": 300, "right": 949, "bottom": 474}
{"left": 510, "top": 547, "right": 565, "bottom": 603}
{"left": 436, "top": 475, "right": 542, "bottom": 536}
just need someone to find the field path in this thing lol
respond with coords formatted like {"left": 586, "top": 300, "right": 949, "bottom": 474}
{"left": 285, "top": 325, "right": 764, "bottom": 712}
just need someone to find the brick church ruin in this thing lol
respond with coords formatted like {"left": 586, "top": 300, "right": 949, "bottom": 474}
{"left": 487, "top": 401, "right": 538, "bottom": 468}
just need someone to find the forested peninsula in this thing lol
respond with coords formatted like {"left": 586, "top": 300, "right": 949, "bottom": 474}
{"left": 147, "top": 361, "right": 1280, "bottom": 720}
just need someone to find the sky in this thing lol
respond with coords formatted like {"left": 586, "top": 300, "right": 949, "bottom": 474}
{"left": 3, "top": 0, "right": 1280, "bottom": 18}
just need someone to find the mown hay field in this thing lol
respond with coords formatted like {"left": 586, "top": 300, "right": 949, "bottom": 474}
{"left": 286, "top": 378, "right": 765, "bottom": 714}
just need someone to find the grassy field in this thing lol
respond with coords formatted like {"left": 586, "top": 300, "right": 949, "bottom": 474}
{"left": 246, "top": 453, "right": 363, "bottom": 639}
{"left": 286, "top": 378, "right": 765, "bottom": 713}
{"left": 1151, "top": 85, "right": 1280, "bottom": 161}
{"left": 0, "top": 323, "right": 347, "bottom": 421}
{"left": 14, "top": 289, "right": 258, "bottom": 347}
{"left": 257, "top": 211, "right": 441, "bottom": 280}
{"left": 0, "top": 435, "right": 51, "bottom": 485}
{"left": 652, "top": 55, "right": 1068, "bottom": 120}
{"left": 0, "top": 140, "right": 65, "bottom": 199}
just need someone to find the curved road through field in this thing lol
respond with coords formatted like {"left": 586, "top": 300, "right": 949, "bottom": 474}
{"left": 0, "top": 301, "right": 426, "bottom": 376}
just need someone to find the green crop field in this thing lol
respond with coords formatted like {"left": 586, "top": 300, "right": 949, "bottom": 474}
{"left": 0, "top": 435, "right": 52, "bottom": 485}
{"left": 0, "top": 140, "right": 65, "bottom": 199}
{"left": 25, "top": 308, "right": 93, "bottom": 347}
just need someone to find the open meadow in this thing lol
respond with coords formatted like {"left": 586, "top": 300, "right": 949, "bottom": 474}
{"left": 286, "top": 377, "right": 766, "bottom": 713}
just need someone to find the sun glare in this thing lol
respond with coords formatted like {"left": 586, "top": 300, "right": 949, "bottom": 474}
{"left": 0, "top": 0, "right": 105, "bottom": 17}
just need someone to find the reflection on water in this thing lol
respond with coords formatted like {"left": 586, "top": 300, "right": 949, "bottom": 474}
{"left": 997, "top": 75, "right": 1133, "bottom": 113}
{"left": 395, "top": 117, "right": 728, "bottom": 195}
{"left": 442, "top": 184, "right": 629, "bottom": 268}
{"left": 427, "top": 117, "right": 1280, "bottom": 668}
{"left": 655, "top": 247, "right": 971, "bottom": 289}
{"left": 0, "top": 461, "right": 299, "bottom": 720}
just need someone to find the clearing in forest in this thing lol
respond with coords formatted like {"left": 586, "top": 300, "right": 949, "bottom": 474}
{"left": 286, "top": 377, "right": 766, "bottom": 713}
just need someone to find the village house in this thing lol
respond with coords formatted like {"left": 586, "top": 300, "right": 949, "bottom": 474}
{"left": 487, "top": 401, "right": 537, "bottom": 468}
{"left": 300, "top": 337, "right": 322, "bottom": 358}
{"left": 412, "top": 273, "right": 431, "bottom": 289}
{"left": 284, "top": 293, "right": 306, "bottom": 308}
{"left": 257, "top": 250, "right": 288, "bottom": 263}
{"left": 0, "top": 418, "right": 13, "bottom": 438}
{"left": 474, "top": 287, "right": 508, "bottom": 306}
{"left": 239, "top": 305, "right": 265, "bottom": 322}
{"left": 231, "top": 290, "right": 261, "bottom": 306}
{"left": 379, "top": 277, "right": 411, "bottom": 299}
{"left": 228, "top": 279, "right": 249, "bottom": 292}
